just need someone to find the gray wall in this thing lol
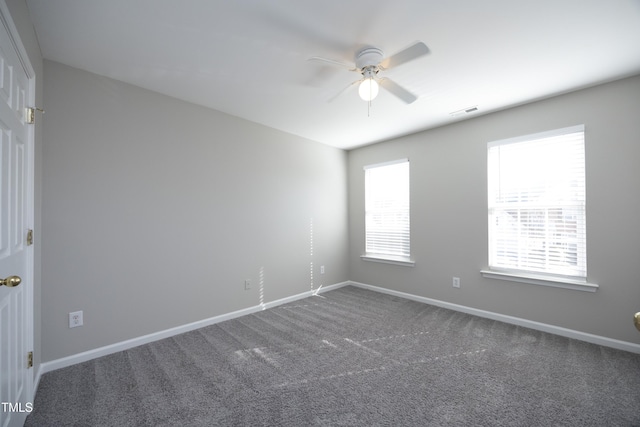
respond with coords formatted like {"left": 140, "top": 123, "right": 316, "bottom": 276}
{"left": 348, "top": 75, "right": 640, "bottom": 345}
{"left": 41, "top": 60, "right": 349, "bottom": 361}
{"left": 5, "top": 0, "right": 44, "bottom": 380}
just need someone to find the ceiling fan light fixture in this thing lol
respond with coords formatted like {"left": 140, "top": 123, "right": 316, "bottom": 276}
{"left": 358, "top": 78, "right": 379, "bottom": 101}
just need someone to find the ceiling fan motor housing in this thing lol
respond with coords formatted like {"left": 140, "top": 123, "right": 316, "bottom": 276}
{"left": 355, "top": 47, "right": 384, "bottom": 70}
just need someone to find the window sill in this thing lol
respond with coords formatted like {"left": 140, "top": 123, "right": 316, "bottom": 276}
{"left": 361, "top": 255, "right": 415, "bottom": 267}
{"left": 480, "top": 269, "right": 598, "bottom": 292}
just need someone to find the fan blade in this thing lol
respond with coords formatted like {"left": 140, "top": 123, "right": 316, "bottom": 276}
{"left": 308, "top": 56, "right": 357, "bottom": 71}
{"left": 379, "top": 41, "right": 430, "bottom": 70}
{"left": 328, "top": 79, "right": 362, "bottom": 103}
{"left": 379, "top": 78, "right": 418, "bottom": 104}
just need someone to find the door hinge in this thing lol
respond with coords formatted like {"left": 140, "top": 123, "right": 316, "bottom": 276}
{"left": 27, "top": 351, "right": 33, "bottom": 369}
{"left": 26, "top": 107, "right": 35, "bottom": 124}
{"left": 27, "top": 229, "right": 33, "bottom": 246}
{"left": 26, "top": 107, "right": 44, "bottom": 125}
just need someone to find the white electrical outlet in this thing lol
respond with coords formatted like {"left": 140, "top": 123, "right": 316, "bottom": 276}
{"left": 244, "top": 279, "right": 251, "bottom": 290}
{"left": 69, "top": 311, "right": 83, "bottom": 328}
{"left": 320, "top": 265, "right": 325, "bottom": 274}
{"left": 453, "top": 277, "right": 461, "bottom": 289}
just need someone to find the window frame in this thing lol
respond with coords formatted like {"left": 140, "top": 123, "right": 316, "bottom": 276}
{"left": 482, "top": 125, "right": 597, "bottom": 292}
{"left": 361, "top": 159, "right": 414, "bottom": 267}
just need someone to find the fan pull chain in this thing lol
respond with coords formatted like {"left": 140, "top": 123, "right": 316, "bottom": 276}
{"left": 368, "top": 81, "right": 373, "bottom": 117}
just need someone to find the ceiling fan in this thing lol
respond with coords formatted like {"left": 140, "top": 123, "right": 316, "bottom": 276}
{"left": 309, "top": 41, "right": 430, "bottom": 104}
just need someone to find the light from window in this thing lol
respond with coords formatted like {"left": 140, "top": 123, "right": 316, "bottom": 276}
{"left": 487, "top": 125, "right": 586, "bottom": 279}
{"left": 364, "top": 159, "right": 410, "bottom": 260}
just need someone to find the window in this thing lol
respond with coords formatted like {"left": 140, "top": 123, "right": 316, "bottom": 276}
{"left": 362, "top": 159, "right": 413, "bottom": 266}
{"left": 484, "top": 125, "right": 595, "bottom": 291}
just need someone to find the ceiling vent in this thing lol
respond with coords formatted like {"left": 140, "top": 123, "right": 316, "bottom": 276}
{"left": 450, "top": 106, "right": 479, "bottom": 117}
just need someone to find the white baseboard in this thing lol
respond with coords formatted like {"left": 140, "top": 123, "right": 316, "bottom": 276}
{"left": 348, "top": 281, "right": 640, "bottom": 354}
{"left": 39, "top": 281, "right": 350, "bottom": 375}
{"left": 38, "top": 278, "right": 639, "bottom": 378}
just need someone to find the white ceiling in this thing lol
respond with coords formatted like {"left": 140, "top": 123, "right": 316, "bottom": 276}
{"left": 25, "top": 0, "right": 640, "bottom": 150}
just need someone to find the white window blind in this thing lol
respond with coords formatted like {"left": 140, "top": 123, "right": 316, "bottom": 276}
{"left": 365, "top": 159, "right": 410, "bottom": 259}
{"left": 487, "top": 125, "right": 586, "bottom": 279}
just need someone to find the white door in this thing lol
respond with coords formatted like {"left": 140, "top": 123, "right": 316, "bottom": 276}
{"left": 0, "top": 6, "right": 34, "bottom": 427}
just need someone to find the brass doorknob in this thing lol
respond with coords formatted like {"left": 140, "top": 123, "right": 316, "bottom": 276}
{"left": 0, "top": 275, "right": 21, "bottom": 287}
{"left": 635, "top": 312, "right": 640, "bottom": 332}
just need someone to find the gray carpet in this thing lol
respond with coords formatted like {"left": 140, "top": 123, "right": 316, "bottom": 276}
{"left": 26, "top": 286, "right": 640, "bottom": 426}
